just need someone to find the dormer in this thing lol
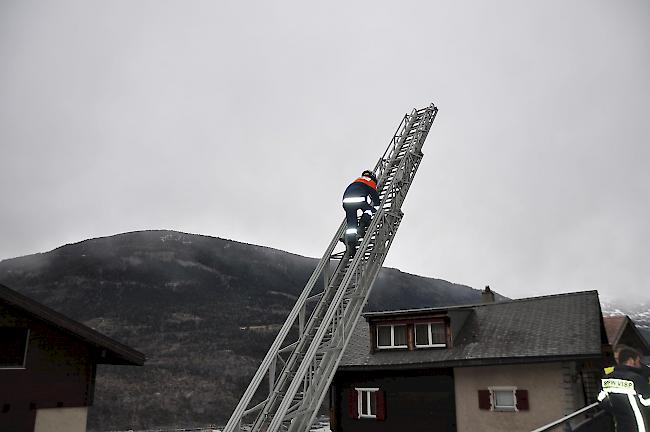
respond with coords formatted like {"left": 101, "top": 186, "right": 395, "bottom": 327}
{"left": 364, "top": 306, "right": 473, "bottom": 353}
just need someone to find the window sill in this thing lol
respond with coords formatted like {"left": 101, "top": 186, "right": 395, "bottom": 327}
{"left": 376, "top": 345, "right": 408, "bottom": 350}
{"left": 493, "top": 407, "right": 518, "bottom": 412}
{"left": 415, "top": 344, "right": 447, "bottom": 349}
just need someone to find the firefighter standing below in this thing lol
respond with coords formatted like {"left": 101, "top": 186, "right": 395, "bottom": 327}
{"left": 599, "top": 346, "right": 650, "bottom": 431}
{"left": 606, "top": 344, "right": 650, "bottom": 381}
{"left": 342, "top": 170, "right": 380, "bottom": 249}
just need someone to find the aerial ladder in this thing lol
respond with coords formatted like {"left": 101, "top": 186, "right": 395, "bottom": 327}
{"left": 223, "top": 103, "right": 438, "bottom": 432}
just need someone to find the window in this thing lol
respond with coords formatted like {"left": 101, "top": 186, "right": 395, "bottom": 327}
{"left": 0, "top": 328, "right": 29, "bottom": 368}
{"left": 414, "top": 322, "right": 447, "bottom": 347}
{"left": 357, "top": 388, "right": 378, "bottom": 418}
{"left": 478, "top": 387, "right": 529, "bottom": 412}
{"left": 348, "top": 388, "right": 386, "bottom": 420}
{"left": 492, "top": 388, "right": 516, "bottom": 411}
{"left": 376, "top": 325, "right": 407, "bottom": 349}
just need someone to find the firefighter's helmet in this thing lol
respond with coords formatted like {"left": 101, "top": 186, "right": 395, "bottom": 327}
{"left": 361, "top": 170, "right": 377, "bottom": 183}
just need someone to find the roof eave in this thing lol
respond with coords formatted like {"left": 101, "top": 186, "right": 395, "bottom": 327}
{"left": 0, "top": 283, "right": 146, "bottom": 366}
{"left": 338, "top": 352, "right": 604, "bottom": 372}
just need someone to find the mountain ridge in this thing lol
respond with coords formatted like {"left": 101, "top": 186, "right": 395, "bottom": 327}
{"left": 1, "top": 229, "right": 470, "bottom": 293}
{"left": 0, "top": 230, "right": 489, "bottom": 430}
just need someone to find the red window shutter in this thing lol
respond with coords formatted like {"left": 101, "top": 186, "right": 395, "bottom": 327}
{"left": 516, "top": 389, "right": 529, "bottom": 411}
{"left": 376, "top": 390, "right": 386, "bottom": 421}
{"left": 478, "top": 389, "right": 491, "bottom": 410}
{"left": 347, "top": 389, "right": 358, "bottom": 419}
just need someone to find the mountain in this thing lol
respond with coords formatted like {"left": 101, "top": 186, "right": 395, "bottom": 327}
{"left": 0, "top": 230, "right": 489, "bottom": 431}
{"left": 600, "top": 297, "right": 650, "bottom": 330}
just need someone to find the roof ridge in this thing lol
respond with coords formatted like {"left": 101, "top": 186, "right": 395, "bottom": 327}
{"left": 478, "top": 290, "right": 599, "bottom": 307}
{"left": 363, "top": 290, "right": 599, "bottom": 317}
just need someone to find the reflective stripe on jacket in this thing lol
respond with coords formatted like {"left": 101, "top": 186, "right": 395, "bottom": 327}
{"left": 343, "top": 177, "right": 380, "bottom": 208}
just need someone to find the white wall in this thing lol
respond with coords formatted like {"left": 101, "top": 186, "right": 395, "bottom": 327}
{"left": 454, "top": 362, "right": 581, "bottom": 432}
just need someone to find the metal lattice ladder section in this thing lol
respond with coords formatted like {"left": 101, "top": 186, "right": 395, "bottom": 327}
{"left": 223, "top": 103, "right": 438, "bottom": 432}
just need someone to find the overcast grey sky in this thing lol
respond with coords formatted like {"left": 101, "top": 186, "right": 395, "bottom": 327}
{"left": 1, "top": 0, "right": 649, "bottom": 302}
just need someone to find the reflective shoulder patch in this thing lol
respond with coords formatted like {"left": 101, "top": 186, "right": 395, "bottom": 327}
{"left": 602, "top": 378, "right": 636, "bottom": 394}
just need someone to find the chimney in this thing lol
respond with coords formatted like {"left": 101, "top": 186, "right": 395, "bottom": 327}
{"left": 481, "top": 285, "right": 495, "bottom": 303}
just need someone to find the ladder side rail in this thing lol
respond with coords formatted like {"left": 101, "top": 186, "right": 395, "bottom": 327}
{"left": 287, "top": 108, "right": 433, "bottom": 431}
{"left": 264, "top": 106, "right": 421, "bottom": 390}
{"left": 335, "top": 153, "right": 424, "bottom": 349}
{"left": 293, "top": 164, "right": 420, "bottom": 430}
{"left": 265, "top": 202, "right": 391, "bottom": 432}
{"left": 276, "top": 161, "right": 423, "bottom": 430}
{"left": 228, "top": 104, "right": 437, "bottom": 432}
{"left": 410, "top": 104, "right": 437, "bottom": 154}
{"left": 247, "top": 126, "right": 416, "bottom": 432}
{"left": 289, "top": 213, "right": 404, "bottom": 432}
{"left": 272, "top": 108, "right": 424, "bottom": 396}
{"left": 249, "top": 252, "right": 354, "bottom": 431}
{"left": 223, "top": 223, "right": 346, "bottom": 432}
{"left": 267, "top": 230, "right": 379, "bottom": 430}
{"left": 271, "top": 152, "right": 411, "bottom": 430}
{"left": 374, "top": 113, "right": 409, "bottom": 182}
{"left": 296, "top": 106, "right": 434, "bottom": 430}
{"left": 300, "top": 254, "right": 352, "bottom": 339}
{"left": 239, "top": 123, "right": 411, "bottom": 430}
{"left": 385, "top": 113, "right": 433, "bottom": 191}
{"left": 375, "top": 112, "right": 417, "bottom": 189}
{"left": 290, "top": 187, "right": 408, "bottom": 431}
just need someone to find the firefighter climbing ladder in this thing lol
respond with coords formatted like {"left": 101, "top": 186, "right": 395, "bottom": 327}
{"left": 223, "top": 103, "right": 438, "bottom": 432}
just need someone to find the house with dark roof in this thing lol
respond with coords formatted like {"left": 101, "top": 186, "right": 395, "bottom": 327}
{"left": 603, "top": 315, "right": 650, "bottom": 357}
{"left": 0, "top": 283, "right": 145, "bottom": 432}
{"left": 329, "top": 289, "right": 611, "bottom": 432}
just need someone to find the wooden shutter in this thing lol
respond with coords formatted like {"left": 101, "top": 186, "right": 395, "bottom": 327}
{"left": 347, "top": 389, "right": 358, "bottom": 419}
{"left": 516, "top": 389, "right": 529, "bottom": 410}
{"left": 376, "top": 390, "right": 386, "bottom": 421}
{"left": 478, "top": 389, "right": 491, "bottom": 410}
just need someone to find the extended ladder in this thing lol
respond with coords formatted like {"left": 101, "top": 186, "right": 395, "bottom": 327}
{"left": 223, "top": 103, "right": 438, "bottom": 432}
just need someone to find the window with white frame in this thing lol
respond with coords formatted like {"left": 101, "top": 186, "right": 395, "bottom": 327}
{"left": 356, "top": 388, "right": 378, "bottom": 418}
{"left": 0, "top": 328, "right": 29, "bottom": 369}
{"left": 490, "top": 387, "right": 517, "bottom": 411}
{"left": 376, "top": 325, "right": 407, "bottom": 349}
{"left": 414, "top": 322, "right": 447, "bottom": 347}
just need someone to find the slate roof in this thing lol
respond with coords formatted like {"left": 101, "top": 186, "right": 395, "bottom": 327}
{"left": 0, "top": 283, "right": 145, "bottom": 365}
{"left": 339, "top": 290, "right": 605, "bottom": 370}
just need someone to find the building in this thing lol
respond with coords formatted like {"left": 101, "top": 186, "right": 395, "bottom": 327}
{"left": 603, "top": 314, "right": 650, "bottom": 357}
{"left": 0, "top": 283, "right": 145, "bottom": 432}
{"left": 329, "top": 290, "right": 611, "bottom": 432}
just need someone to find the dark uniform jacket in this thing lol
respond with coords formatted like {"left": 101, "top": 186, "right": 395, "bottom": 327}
{"left": 599, "top": 365, "right": 650, "bottom": 431}
{"left": 342, "top": 177, "right": 380, "bottom": 209}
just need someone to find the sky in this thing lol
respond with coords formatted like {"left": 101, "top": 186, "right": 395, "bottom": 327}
{"left": 1, "top": 0, "right": 649, "bottom": 302}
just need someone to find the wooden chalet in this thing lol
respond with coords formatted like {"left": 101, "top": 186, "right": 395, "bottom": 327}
{"left": 0, "top": 283, "right": 145, "bottom": 432}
